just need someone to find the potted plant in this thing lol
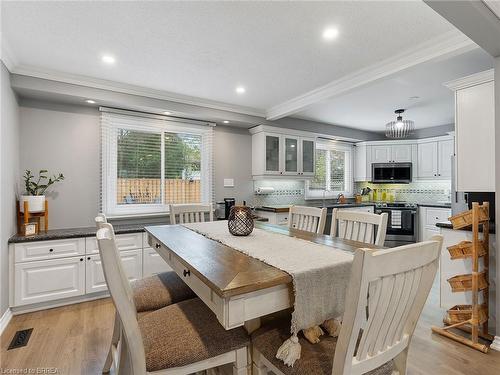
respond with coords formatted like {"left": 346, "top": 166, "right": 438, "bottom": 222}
{"left": 20, "top": 170, "right": 65, "bottom": 213}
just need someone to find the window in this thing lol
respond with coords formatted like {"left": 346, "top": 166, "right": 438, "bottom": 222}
{"left": 101, "top": 110, "right": 213, "bottom": 216}
{"left": 305, "top": 140, "right": 353, "bottom": 199}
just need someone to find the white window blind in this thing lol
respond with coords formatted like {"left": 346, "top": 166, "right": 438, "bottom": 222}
{"left": 101, "top": 109, "right": 214, "bottom": 216}
{"left": 305, "top": 140, "right": 353, "bottom": 199}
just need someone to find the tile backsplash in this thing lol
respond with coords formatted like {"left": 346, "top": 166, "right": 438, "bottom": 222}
{"left": 252, "top": 179, "right": 451, "bottom": 206}
{"left": 354, "top": 181, "right": 451, "bottom": 203}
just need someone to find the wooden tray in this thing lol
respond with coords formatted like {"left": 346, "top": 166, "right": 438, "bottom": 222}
{"left": 447, "top": 272, "right": 488, "bottom": 293}
{"left": 448, "top": 206, "right": 489, "bottom": 229}
{"left": 447, "top": 304, "right": 488, "bottom": 325}
{"left": 447, "top": 241, "right": 486, "bottom": 260}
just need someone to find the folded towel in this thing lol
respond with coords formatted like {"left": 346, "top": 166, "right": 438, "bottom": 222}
{"left": 391, "top": 210, "right": 402, "bottom": 229}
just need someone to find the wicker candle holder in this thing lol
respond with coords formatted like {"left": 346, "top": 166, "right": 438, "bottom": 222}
{"left": 228, "top": 206, "right": 254, "bottom": 236}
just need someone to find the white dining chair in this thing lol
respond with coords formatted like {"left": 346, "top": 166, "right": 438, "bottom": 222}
{"left": 288, "top": 205, "right": 327, "bottom": 234}
{"left": 169, "top": 203, "right": 214, "bottom": 224}
{"left": 331, "top": 208, "right": 389, "bottom": 246}
{"left": 251, "top": 235, "right": 443, "bottom": 375}
{"left": 96, "top": 222, "right": 250, "bottom": 375}
{"left": 95, "top": 215, "right": 196, "bottom": 374}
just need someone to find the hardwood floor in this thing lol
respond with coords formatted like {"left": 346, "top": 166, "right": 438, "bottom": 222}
{"left": 1, "top": 285, "right": 499, "bottom": 375}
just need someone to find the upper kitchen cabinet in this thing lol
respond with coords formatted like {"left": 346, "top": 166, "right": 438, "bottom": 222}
{"left": 417, "top": 137, "right": 453, "bottom": 179}
{"left": 372, "top": 144, "right": 412, "bottom": 163}
{"left": 446, "top": 70, "right": 495, "bottom": 191}
{"left": 250, "top": 126, "right": 316, "bottom": 179}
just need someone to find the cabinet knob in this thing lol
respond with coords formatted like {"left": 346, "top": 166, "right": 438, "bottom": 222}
{"left": 49, "top": 249, "right": 54, "bottom": 252}
{"left": 80, "top": 258, "right": 84, "bottom": 262}
{"left": 155, "top": 243, "right": 161, "bottom": 249}
{"left": 438, "top": 174, "right": 441, "bottom": 176}
{"left": 183, "top": 269, "right": 191, "bottom": 277}
{"left": 280, "top": 172, "right": 283, "bottom": 175}
{"left": 434, "top": 174, "right": 437, "bottom": 176}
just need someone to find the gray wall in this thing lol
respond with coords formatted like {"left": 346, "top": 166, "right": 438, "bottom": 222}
{"left": 18, "top": 100, "right": 254, "bottom": 229}
{"left": 19, "top": 100, "right": 101, "bottom": 229}
{"left": 410, "top": 123, "right": 454, "bottom": 139}
{"left": 0, "top": 62, "right": 20, "bottom": 316}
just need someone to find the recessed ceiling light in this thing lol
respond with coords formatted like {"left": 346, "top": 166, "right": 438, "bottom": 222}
{"left": 235, "top": 86, "right": 246, "bottom": 94}
{"left": 163, "top": 111, "right": 172, "bottom": 115}
{"left": 223, "top": 120, "right": 230, "bottom": 124}
{"left": 322, "top": 27, "right": 339, "bottom": 41}
{"left": 101, "top": 54, "right": 116, "bottom": 65}
{"left": 85, "top": 99, "right": 96, "bottom": 104}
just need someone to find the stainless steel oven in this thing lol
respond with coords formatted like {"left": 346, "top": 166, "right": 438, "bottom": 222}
{"left": 375, "top": 203, "right": 417, "bottom": 247}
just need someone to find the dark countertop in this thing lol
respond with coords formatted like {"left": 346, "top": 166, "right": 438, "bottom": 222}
{"left": 417, "top": 203, "right": 452, "bottom": 209}
{"left": 255, "top": 202, "right": 376, "bottom": 213}
{"left": 8, "top": 224, "right": 147, "bottom": 244}
{"left": 436, "top": 221, "right": 496, "bottom": 234}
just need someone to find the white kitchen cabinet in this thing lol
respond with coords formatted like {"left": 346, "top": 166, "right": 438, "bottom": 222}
{"left": 417, "top": 141, "right": 438, "bottom": 178}
{"left": 437, "top": 139, "right": 454, "bottom": 179}
{"left": 14, "top": 256, "right": 86, "bottom": 306}
{"left": 86, "top": 249, "right": 142, "bottom": 293}
{"left": 418, "top": 206, "right": 451, "bottom": 242}
{"left": 354, "top": 144, "right": 371, "bottom": 182}
{"left": 143, "top": 247, "right": 172, "bottom": 277}
{"left": 86, "top": 232, "right": 143, "bottom": 254}
{"left": 14, "top": 238, "right": 85, "bottom": 263}
{"left": 255, "top": 210, "right": 289, "bottom": 225}
{"left": 417, "top": 138, "right": 454, "bottom": 179}
{"left": 372, "top": 144, "right": 412, "bottom": 163}
{"left": 300, "top": 138, "right": 315, "bottom": 177}
{"left": 251, "top": 126, "right": 316, "bottom": 178}
{"left": 446, "top": 70, "right": 495, "bottom": 191}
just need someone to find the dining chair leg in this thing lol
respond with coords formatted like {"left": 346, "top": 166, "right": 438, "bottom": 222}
{"left": 251, "top": 347, "right": 267, "bottom": 375}
{"left": 392, "top": 346, "right": 408, "bottom": 375}
{"left": 117, "top": 334, "right": 133, "bottom": 375}
{"left": 232, "top": 347, "right": 250, "bottom": 375}
{"left": 103, "top": 312, "right": 121, "bottom": 373}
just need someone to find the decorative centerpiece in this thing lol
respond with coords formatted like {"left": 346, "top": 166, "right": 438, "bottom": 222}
{"left": 228, "top": 206, "right": 254, "bottom": 236}
{"left": 20, "top": 169, "right": 64, "bottom": 213}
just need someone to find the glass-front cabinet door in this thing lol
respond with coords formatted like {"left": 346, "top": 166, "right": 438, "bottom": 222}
{"left": 265, "top": 134, "right": 282, "bottom": 174}
{"left": 283, "top": 136, "right": 299, "bottom": 175}
{"left": 301, "top": 138, "right": 315, "bottom": 176}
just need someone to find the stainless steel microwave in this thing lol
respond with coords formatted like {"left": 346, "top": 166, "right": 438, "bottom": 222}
{"left": 372, "top": 163, "right": 412, "bottom": 184}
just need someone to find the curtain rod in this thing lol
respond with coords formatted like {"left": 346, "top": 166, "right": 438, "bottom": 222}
{"left": 99, "top": 106, "right": 216, "bottom": 127}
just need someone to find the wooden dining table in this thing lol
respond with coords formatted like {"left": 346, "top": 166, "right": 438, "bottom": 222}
{"left": 145, "top": 222, "right": 382, "bottom": 333}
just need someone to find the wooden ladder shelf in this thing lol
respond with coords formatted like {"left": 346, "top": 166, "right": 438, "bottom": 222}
{"left": 432, "top": 202, "right": 493, "bottom": 353}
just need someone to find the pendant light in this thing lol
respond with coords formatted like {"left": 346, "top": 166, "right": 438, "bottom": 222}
{"left": 385, "top": 109, "right": 415, "bottom": 139}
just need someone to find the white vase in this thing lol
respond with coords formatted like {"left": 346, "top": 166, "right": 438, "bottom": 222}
{"left": 20, "top": 195, "right": 46, "bottom": 213}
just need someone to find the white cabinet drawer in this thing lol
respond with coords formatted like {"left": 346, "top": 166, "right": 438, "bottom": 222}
{"left": 143, "top": 247, "right": 172, "bottom": 277}
{"left": 86, "top": 232, "right": 143, "bottom": 254}
{"left": 14, "top": 238, "right": 85, "bottom": 263}
{"left": 276, "top": 212, "right": 289, "bottom": 226}
{"left": 85, "top": 249, "right": 143, "bottom": 294}
{"left": 425, "top": 208, "right": 451, "bottom": 227}
{"left": 14, "top": 256, "right": 85, "bottom": 306}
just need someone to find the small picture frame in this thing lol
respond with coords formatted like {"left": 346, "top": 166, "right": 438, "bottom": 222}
{"left": 20, "top": 222, "right": 38, "bottom": 237}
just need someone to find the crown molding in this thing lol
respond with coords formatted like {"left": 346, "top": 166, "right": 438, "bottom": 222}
{"left": 444, "top": 68, "right": 494, "bottom": 91}
{"left": 266, "top": 30, "right": 478, "bottom": 121}
{"left": 0, "top": 34, "right": 18, "bottom": 71}
{"left": 10, "top": 65, "right": 265, "bottom": 118}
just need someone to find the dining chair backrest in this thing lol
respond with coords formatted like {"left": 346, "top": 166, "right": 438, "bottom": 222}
{"left": 95, "top": 213, "right": 107, "bottom": 229}
{"left": 331, "top": 209, "right": 388, "bottom": 246}
{"left": 331, "top": 235, "right": 443, "bottom": 375}
{"left": 96, "top": 222, "right": 147, "bottom": 374}
{"left": 288, "top": 206, "right": 327, "bottom": 234}
{"left": 170, "top": 203, "right": 214, "bottom": 224}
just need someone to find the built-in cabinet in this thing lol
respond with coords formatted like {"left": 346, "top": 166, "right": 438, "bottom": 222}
{"left": 355, "top": 136, "right": 453, "bottom": 182}
{"left": 445, "top": 70, "right": 495, "bottom": 191}
{"left": 418, "top": 206, "right": 451, "bottom": 242}
{"left": 417, "top": 138, "right": 454, "bottom": 179}
{"left": 372, "top": 144, "right": 412, "bottom": 163}
{"left": 251, "top": 126, "right": 316, "bottom": 178}
{"left": 10, "top": 231, "right": 171, "bottom": 311}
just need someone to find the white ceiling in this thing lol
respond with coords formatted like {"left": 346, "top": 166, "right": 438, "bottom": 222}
{"left": 294, "top": 48, "right": 494, "bottom": 130}
{"left": 2, "top": 2, "right": 456, "bottom": 109}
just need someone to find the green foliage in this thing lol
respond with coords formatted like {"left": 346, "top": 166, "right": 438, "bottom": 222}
{"left": 23, "top": 169, "right": 65, "bottom": 196}
{"left": 117, "top": 130, "right": 201, "bottom": 180}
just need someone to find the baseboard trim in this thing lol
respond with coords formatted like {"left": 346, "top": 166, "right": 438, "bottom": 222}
{"left": 0, "top": 308, "right": 13, "bottom": 336}
{"left": 491, "top": 336, "right": 500, "bottom": 352}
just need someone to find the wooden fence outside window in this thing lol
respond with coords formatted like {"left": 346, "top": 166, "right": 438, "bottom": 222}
{"left": 117, "top": 178, "right": 201, "bottom": 205}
